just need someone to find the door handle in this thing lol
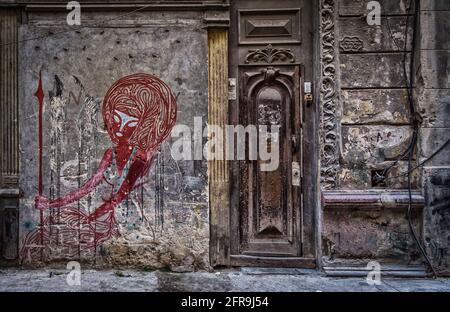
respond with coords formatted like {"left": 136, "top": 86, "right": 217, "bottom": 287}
{"left": 305, "top": 93, "right": 313, "bottom": 107}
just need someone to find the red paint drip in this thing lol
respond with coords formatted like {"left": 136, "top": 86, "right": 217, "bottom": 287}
{"left": 34, "top": 70, "right": 45, "bottom": 260}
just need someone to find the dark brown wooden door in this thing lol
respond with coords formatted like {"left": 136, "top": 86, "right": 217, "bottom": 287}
{"left": 238, "top": 65, "right": 302, "bottom": 258}
{"left": 229, "top": 0, "right": 316, "bottom": 268}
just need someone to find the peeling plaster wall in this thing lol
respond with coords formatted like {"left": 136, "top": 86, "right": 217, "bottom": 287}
{"left": 336, "top": 1, "right": 416, "bottom": 190}
{"left": 323, "top": 208, "right": 422, "bottom": 262}
{"left": 321, "top": 0, "right": 450, "bottom": 274}
{"left": 18, "top": 10, "right": 210, "bottom": 271}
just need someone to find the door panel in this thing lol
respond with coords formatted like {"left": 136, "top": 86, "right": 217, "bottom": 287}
{"left": 238, "top": 65, "right": 301, "bottom": 257}
{"left": 238, "top": 9, "right": 302, "bottom": 45}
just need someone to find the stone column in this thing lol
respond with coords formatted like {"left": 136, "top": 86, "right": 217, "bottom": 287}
{"left": 0, "top": 9, "right": 20, "bottom": 262}
{"left": 207, "top": 26, "right": 230, "bottom": 266}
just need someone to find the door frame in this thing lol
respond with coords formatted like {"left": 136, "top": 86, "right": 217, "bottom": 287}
{"left": 208, "top": 0, "right": 322, "bottom": 268}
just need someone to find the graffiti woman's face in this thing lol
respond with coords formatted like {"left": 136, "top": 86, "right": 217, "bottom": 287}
{"left": 112, "top": 109, "right": 139, "bottom": 143}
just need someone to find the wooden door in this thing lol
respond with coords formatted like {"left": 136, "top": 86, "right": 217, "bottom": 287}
{"left": 238, "top": 64, "right": 302, "bottom": 257}
{"left": 229, "top": 0, "right": 316, "bottom": 268}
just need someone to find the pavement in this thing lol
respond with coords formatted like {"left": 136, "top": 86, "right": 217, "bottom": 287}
{"left": 0, "top": 268, "right": 449, "bottom": 292}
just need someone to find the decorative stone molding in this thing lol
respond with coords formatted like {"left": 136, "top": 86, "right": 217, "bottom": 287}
{"left": 0, "top": 188, "right": 20, "bottom": 197}
{"left": 339, "top": 36, "right": 363, "bottom": 52}
{"left": 245, "top": 44, "right": 295, "bottom": 64}
{"left": 322, "top": 260, "right": 428, "bottom": 278}
{"left": 23, "top": 2, "right": 230, "bottom": 12}
{"left": 203, "top": 9, "right": 230, "bottom": 29}
{"left": 319, "top": 0, "right": 339, "bottom": 189}
{"left": 322, "top": 190, "right": 425, "bottom": 210}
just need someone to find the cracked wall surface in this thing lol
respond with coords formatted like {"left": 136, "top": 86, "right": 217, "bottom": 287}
{"left": 321, "top": 0, "right": 450, "bottom": 274}
{"left": 18, "top": 10, "right": 210, "bottom": 271}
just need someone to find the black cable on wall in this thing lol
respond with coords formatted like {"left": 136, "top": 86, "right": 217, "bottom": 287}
{"left": 393, "top": 0, "right": 437, "bottom": 278}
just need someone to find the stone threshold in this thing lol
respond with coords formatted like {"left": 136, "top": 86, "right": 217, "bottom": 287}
{"left": 240, "top": 267, "right": 317, "bottom": 275}
{"left": 322, "top": 257, "right": 429, "bottom": 278}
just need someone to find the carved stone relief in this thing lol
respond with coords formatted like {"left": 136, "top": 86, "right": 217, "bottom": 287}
{"left": 339, "top": 36, "right": 363, "bottom": 52}
{"left": 320, "top": 0, "right": 339, "bottom": 189}
{"left": 245, "top": 44, "right": 295, "bottom": 64}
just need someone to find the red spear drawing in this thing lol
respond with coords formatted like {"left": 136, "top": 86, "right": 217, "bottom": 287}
{"left": 35, "top": 70, "right": 45, "bottom": 260}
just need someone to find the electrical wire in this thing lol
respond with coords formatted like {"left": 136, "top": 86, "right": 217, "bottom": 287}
{"left": 400, "top": 0, "right": 437, "bottom": 278}
{"left": 384, "top": 138, "right": 450, "bottom": 182}
{"left": 382, "top": 14, "right": 417, "bottom": 178}
{"left": 383, "top": 0, "right": 440, "bottom": 277}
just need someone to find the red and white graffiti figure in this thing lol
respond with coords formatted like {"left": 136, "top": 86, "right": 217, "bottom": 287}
{"left": 21, "top": 73, "right": 177, "bottom": 261}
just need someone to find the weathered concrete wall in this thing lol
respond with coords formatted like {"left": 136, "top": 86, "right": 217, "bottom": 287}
{"left": 321, "top": 0, "right": 428, "bottom": 267}
{"left": 418, "top": 0, "right": 450, "bottom": 275}
{"left": 18, "top": 10, "right": 210, "bottom": 271}
{"left": 337, "top": 1, "right": 415, "bottom": 189}
{"left": 323, "top": 208, "right": 422, "bottom": 262}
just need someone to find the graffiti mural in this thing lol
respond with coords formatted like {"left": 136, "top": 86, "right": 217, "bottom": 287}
{"left": 20, "top": 73, "right": 177, "bottom": 261}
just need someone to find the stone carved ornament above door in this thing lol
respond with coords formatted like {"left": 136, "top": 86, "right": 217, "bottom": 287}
{"left": 245, "top": 44, "right": 296, "bottom": 64}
